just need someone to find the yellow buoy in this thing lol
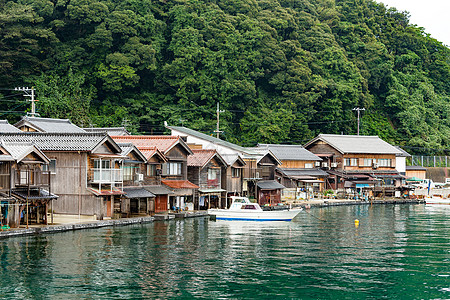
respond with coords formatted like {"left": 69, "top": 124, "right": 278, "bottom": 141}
{"left": 354, "top": 219, "right": 359, "bottom": 228}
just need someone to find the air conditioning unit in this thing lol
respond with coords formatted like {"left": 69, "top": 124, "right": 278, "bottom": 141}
{"left": 330, "top": 162, "right": 338, "bottom": 168}
{"left": 372, "top": 162, "right": 379, "bottom": 169}
{"left": 315, "top": 162, "right": 321, "bottom": 167}
{"left": 322, "top": 162, "right": 328, "bottom": 168}
{"left": 135, "top": 173, "right": 144, "bottom": 181}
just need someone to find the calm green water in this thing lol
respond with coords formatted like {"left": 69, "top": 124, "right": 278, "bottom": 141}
{"left": 1, "top": 204, "right": 449, "bottom": 299}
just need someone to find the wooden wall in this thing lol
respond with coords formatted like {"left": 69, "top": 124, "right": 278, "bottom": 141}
{"left": 47, "top": 151, "right": 105, "bottom": 216}
{"left": 281, "top": 160, "right": 318, "bottom": 168}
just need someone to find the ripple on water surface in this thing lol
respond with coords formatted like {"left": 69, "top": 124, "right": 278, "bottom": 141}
{"left": 1, "top": 205, "right": 450, "bottom": 299}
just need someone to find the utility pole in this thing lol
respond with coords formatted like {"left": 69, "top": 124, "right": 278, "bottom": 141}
{"left": 353, "top": 107, "right": 365, "bottom": 135}
{"left": 214, "top": 102, "right": 225, "bottom": 138}
{"left": 15, "top": 87, "right": 38, "bottom": 117}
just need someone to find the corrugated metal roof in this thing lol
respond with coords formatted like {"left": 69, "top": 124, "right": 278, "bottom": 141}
{"left": 306, "top": 134, "right": 403, "bottom": 155}
{"left": 167, "top": 126, "right": 259, "bottom": 155}
{"left": 187, "top": 149, "right": 226, "bottom": 167}
{"left": 0, "top": 120, "right": 21, "bottom": 133}
{"left": 188, "top": 149, "right": 216, "bottom": 167}
{"left": 123, "top": 187, "right": 155, "bottom": 198}
{"left": 220, "top": 154, "right": 246, "bottom": 166}
{"left": 162, "top": 180, "right": 199, "bottom": 189}
{"left": 256, "top": 180, "right": 285, "bottom": 190}
{"left": 15, "top": 117, "right": 85, "bottom": 133}
{"left": 406, "top": 166, "right": 427, "bottom": 171}
{"left": 111, "top": 135, "right": 192, "bottom": 155}
{"left": 257, "top": 144, "right": 322, "bottom": 161}
{"left": 0, "top": 132, "right": 114, "bottom": 151}
{"left": 278, "top": 168, "right": 329, "bottom": 177}
{"left": 12, "top": 188, "right": 58, "bottom": 200}
{"left": 84, "top": 127, "right": 130, "bottom": 136}
{"left": 144, "top": 185, "right": 174, "bottom": 195}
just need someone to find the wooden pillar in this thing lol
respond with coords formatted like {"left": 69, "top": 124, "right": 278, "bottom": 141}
{"left": 36, "top": 204, "right": 40, "bottom": 224}
{"left": 45, "top": 200, "right": 47, "bottom": 225}
{"left": 111, "top": 196, "right": 114, "bottom": 217}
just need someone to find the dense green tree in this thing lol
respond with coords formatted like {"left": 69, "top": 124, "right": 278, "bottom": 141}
{"left": 0, "top": 0, "right": 449, "bottom": 153}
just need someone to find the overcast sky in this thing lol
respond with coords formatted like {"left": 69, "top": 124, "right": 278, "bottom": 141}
{"left": 378, "top": 0, "right": 450, "bottom": 46}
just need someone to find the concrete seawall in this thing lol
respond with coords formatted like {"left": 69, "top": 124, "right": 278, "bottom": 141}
{"left": 295, "top": 198, "right": 425, "bottom": 208}
{"left": 0, "top": 216, "right": 156, "bottom": 239}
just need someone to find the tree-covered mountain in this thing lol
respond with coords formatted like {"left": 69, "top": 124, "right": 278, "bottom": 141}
{"left": 1, "top": 0, "right": 449, "bottom": 153}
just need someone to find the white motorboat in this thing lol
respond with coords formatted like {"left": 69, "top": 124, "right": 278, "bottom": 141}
{"left": 208, "top": 196, "right": 302, "bottom": 221}
{"left": 425, "top": 197, "right": 450, "bottom": 205}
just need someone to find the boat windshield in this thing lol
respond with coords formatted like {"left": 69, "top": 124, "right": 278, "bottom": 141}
{"left": 232, "top": 198, "right": 248, "bottom": 203}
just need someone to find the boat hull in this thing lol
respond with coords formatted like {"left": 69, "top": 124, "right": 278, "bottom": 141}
{"left": 208, "top": 209, "right": 302, "bottom": 221}
{"left": 425, "top": 197, "right": 450, "bottom": 205}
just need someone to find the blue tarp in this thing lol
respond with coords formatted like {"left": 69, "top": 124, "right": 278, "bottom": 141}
{"left": 356, "top": 184, "right": 370, "bottom": 188}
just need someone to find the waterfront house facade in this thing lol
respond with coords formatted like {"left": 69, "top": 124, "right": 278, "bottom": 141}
{"left": 167, "top": 125, "right": 285, "bottom": 205}
{"left": 0, "top": 132, "right": 125, "bottom": 219}
{"left": 254, "top": 144, "right": 327, "bottom": 201}
{"left": 111, "top": 135, "right": 198, "bottom": 211}
{"left": 187, "top": 149, "right": 227, "bottom": 209}
{"left": 0, "top": 141, "right": 56, "bottom": 228}
{"left": 117, "top": 143, "right": 157, "bottom": 216}
{"left": 304, "top": 134, "right": 404, "bottom": 197}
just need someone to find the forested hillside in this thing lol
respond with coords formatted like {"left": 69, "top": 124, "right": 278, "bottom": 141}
{"left": 1, "top": 0, "right": 449, "bottom": 153}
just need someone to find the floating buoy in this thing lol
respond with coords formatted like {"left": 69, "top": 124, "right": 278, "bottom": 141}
{"left": 354, "top": 219, "right": 359, "bottom": 228}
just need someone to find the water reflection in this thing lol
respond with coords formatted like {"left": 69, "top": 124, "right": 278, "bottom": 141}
{"left": 0, "top": 205, "right": 449, "bottom": 299}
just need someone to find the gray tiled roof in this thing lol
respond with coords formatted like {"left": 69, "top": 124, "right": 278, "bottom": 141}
{"left": 0, "top": 132, "right": 112, "bottom": 151}
{"left": 0, "top": 120, "right": 21, "bottom": 133}
{"left": 256, "top": 180, "right": 285, "bottom": 190}
{"left": 84, "top": 127, "right": 130, "bottom": 136}
{"left": 15, "top": 117, "right": 85, "bottom": 133}
{"left": 256, "top": 144, "right": 322, "bottom": 161}
{"left": 167, "top": 126, "right": 258, "bottom": 155}
{"left": 305, "top": 134, "right": 402, "bottom": 155}
{"left": 117, "top": 143, "right": 147, "bottom": 162}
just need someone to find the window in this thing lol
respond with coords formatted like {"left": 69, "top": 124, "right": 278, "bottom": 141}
{"left": 208, "top": 168, "right": 220, "bottom": 187}
{"left": 43, "top": 159, "right": 56, "bottom": 173}
{"left": 363, "top": 158, "right": 374, "bottom": 167}
{"left": 147, "top": 164, "right": 157, "bottom": 176}
{"left": 378, "top": 159, "right": 391, "bottom": 167}
{"left": 232, "top": 168, "right": 241, "bottom": 178}
{"left": 93, "top": 159, "right": 112, "bottom": 182}
{"left": 208, "top": 168, "right": 218, "bottom": 180}
{"left": 304, "top": 163, "right": 313, "bottom": 169}
{"left": 19, "top": 170, "right": 29, "bottom": 185}
{"left": 165, "top": 162, "right": 181, "bottom": 175}
{"left": 344, "top": 158, "right": 358, "bottom": 166}
{"left": 123, "top": 165, "right": 135, "bottom": 181}
{"left": 94, "top": 160, "right": 110, "bottom": 169}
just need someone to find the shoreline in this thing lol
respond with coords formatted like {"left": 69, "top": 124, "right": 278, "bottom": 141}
{"left": 0, "top": 199, "right": 425, "bottom": 239}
